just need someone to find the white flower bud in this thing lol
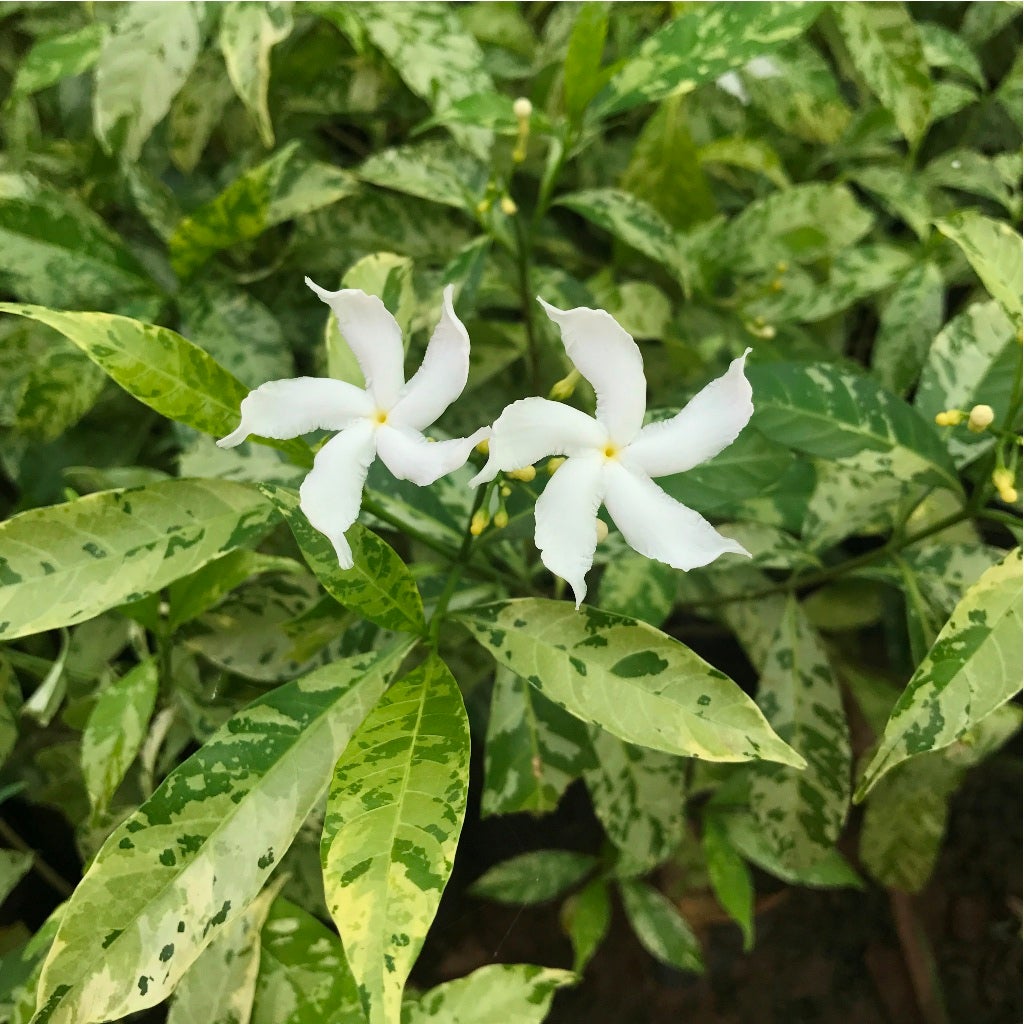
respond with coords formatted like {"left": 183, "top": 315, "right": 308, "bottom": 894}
{"left": 513, "top": 97, "right": 533, "bottom": 119}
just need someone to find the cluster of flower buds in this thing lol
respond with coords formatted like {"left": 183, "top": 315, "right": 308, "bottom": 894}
{"left": 935, "top": 404, "right": 995, "bottom": 432}
{"left": 992, "top": 467, "right": 1018, "bottom": 504}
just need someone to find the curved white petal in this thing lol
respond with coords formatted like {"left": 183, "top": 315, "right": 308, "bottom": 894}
{"left": 537, "top": 298, "right": 647, "bottom": 445}
{"left": 376, "top": 424, "right": 490, "bottom": 486}
{"left": 389, "top": 285, "right": 471, "bottom": 431}
{"left": 305, "top": 278, "right": 406, "bottom": 408}
{"left": 299, "top": 420, "right": 377, "bottom": 569}
{"left": 625, "top": 349, "right": 754, "bottom": 478}
{"left": 468, "top": 398, "right": 606, "bottom": 486}
{"left": 603, "top": 462, "right": 750, "bottom": 571}
{"left": 217, "top": 377, "right": 375, "bottom": 448}
{"left": 535, "top": 454, "right": 606, "bottom": 609}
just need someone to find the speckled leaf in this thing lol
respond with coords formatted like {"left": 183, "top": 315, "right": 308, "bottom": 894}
{"left": 560, "top": 879, "right": 611, "bottom": 974}
{"left": 401, "top": 964, "right": 574, "bottom": 1024}
{"left": 899, "top": 543, "right": 1005, "bottom": 620}
{"left": 321, "top": 655, "right": 469, "bottom": 1024}
{"left": 81, "top": 659, "right": 159, "bottom": 814}
{"left": 871, "top": 262, "right": 944, "bottom": 395}
{"left": 859, "top": 705, "right": 1020, "bottom": 892}
{"left": 598, "top": 550, "right": 676, "bottom": 627}
{"left": 857, "top": 548, "right": 1023, "bottom": 799}
{"left": 252, "top": 897, "right": 362, "bottom": 1024}
{"left": 481, "top": 665, "right": 592, "bottom": 817}
{"left": 919, "top": 22, "right": 985, "bottom": 87}
{"left": 169, "top": 143, "right": 356, "bottom": 277}
{"left": 458, "top": 600, "right": 804, "bottom": 768}
{"left": 167, "top": 876, "right": 285, "bottom": 1024}
{"left": 936, "top": 211, "right": 1023, "bottom": 322}
{"left": 31, "top": 644, "right": 410, "bottom": 1024}
{"left": 358, "top": 142, "right": 487, "bottom": 211}
{"left": 93, "top": 1, "right": 201, "bottom": 159}
{"left": 701, "top": 815, "right": 754, "bottom": 951}
{"left": 747, "top": 362, "right": 959, "bottom": 493}
{"left": 0, "top": 654, "right": 20, "bottom": 768}
{"left": 749, "top": 598, "right": 851, "bottom": 871}
{"left": 584, "top": 730, "right": 685, "bottom": 875}
{"left": 849, "top": 165, "right": 932, "bottom": 240}
{"left": 470, "top": 850, "right": 596, "bottom": 906}
{"left": 11, "top": 23, "right": 104, "bottom": 96}
{"left": 924, "top": 149, "right": 1015, "bottom": 212}
{"left": 169, "top": 51, "right": 236, "bottom": 174}
{"left": 914, "top": 300, "right": 1019, "bottom": 468}
{"left": 220, "top": 2, "right": 293, "bottom": 147}
{"left": 260, "top": 484, "right": 426, "bottom": 635}
{"left": 593, "top": 2, "right": 821, "bottom": 117}
{"left": 620, "top": 880, "right": 703, "bottom": 973}
{"left": 0, "top": 848, "right": 32, "bottom": 908}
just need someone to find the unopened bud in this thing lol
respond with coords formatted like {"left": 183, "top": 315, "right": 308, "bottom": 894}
{"left": 549, "top": 369, "right": 580, "bottom": 401}
{"left": 500, "top": 195, "right": 518, "bottom": 216}
{"left": 476, "top": 197, "right": 492, "bottom": 216}
{"left": 507, "top": 465, "right": 536, "bottom": 483}
{"left": 499, "top": 484, "right": 511, "bottom": 498}
{"left": 935, "top": 409, "right": 964, "bottom": 427}
{"left": 475, "top": 437, "right": 489, "bottom": 454}
{"left": 775, "top": 260, "right": 789, "bottom": 273}
{"left": 595, "top": 519, "right": 608, "bottom": 543}
{"left": 470, "top": 509, "right": 489, "bottom": 536}
{"left": 546, "top": 457, "right": 566, "bottom": 475}
{"left": 967, "top": 404, "right": 995, "bottom": 433}
{"left": 493, "top": 509, "right": 509, "bottom": 529}
{"left": 993, "top": 467, "right": 1015, "bottom": 491}
{"left": 998, "top": 485, "right": 1019, "bottom": 503}
{"left": 513, "top": 97, "right": 533, "bottom": 120}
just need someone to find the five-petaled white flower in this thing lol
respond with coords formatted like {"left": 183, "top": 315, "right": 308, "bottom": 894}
{"left": 469, "top": 299, "right": 753, "bottom": 607}
{"left": 218, "top": 280, "right": 488, "bottom": 569}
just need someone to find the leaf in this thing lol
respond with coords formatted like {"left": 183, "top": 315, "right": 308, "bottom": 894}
{"left": 560, "top": 879, "right": 611, "bottom": 974}
{"left": 746, "top": 361, "right": 960, "bottom": 493}
{"left": 169, "top": 143, "right": 356, "bottom": 277}
{"left": 0, "top": 654, "right": 20, "bottom": 768}
{"left": 924, "top": 149, "right": 1014, "bottom": 211}
{"left": 701, "top": 815, "right": 754, "bottom": 951}
{"left": 320, "top": 655, "right": 470, "bottom": 1024}
{"left": 219, "top": 1, "right": 293, "bottom": 147}
{"left": 481, "top": 665, "right": 592, "bottom": 817}
{"left": 167, "top": 876, "right": 285, "bottom": 1024}
{"left": 252, "top": 897, "right": 362, "bottom": 1024}
{"left": 0, "top": 848, "right": 32, "bottom": 908}
{"left": 21, "top": 632, "right": 68, "bottom": 728}
{"left": 260, "top": 484, "right": 426, "bottom": 635}
{"left": 10, "top": 23, "right": 105, "bottom": 96}
{"left": 470, "top": 850, "right": 596, "bottom": 906}
{"left": 0, "top": 173, "right": 154, "bottom": 308}
{"left": 583, "top": 730, "right": 685, "bottom": 875}
{"left": 849, "top": 165, "right": 932, "bottom": 240}
{"left": 169, "top": 51, "right": 236, "bottom": 174}
{"left": 31, "top": 644, "right": 410, "bottom": 1024}
{"left": 937, "top": 211, "right": 1023, "bottom": 322}
{"left": 918, "top": 22, "right": 985, "bottom": 87}
{"left": 81, "top": 659, "right": 159, "bottom": 814}
{"left": 914, "top": 300, "right": 1019, "bottom": 468}
{"left": 358, "top": 141, "right": 487, "bottom": 211}
{"left": 871, "top": 262, "right": 944, "bottom": 395}
{"left": 698, "top": 136, "right": 790, "bottom": 189}
{"left": 857, "top": 548, "right": 1023, "bottom": 799}
{"left": 458, "top": 600, "right": 804, "bottom": 768}
{"left": 563, "top": 2, "right": 610, "bottom": 122}
{"left": 401, "top": 964, "right": 574, "bottom": 1024}
{"left": 93, "top": 1, "right": 201, "bottom": 159}
{"left": 597, "top": 550, "right": 676, "bottom": 627}
{"left": 0, "top": 478, "right": 277, "bottom": 641}
{"left": 833, "top": 1, "right": 932, "bottom": 145}
{"left": 619, "top": 880, "right": 703, "bottom": 973}
{"left": 749, "top": 598, "right": 851, "bottom": 870}
{"left": 593, "top": 2, "right": 821, "bottom": 118}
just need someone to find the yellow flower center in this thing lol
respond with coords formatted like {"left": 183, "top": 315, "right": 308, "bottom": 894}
{"left": 602, "top": 443, "right": 619, "bottom": 460}
{"left": 373, "top": 410, "right": 388, "bottom": 425}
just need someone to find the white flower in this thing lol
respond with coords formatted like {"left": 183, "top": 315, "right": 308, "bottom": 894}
{"left": 469, "top": 299, "right": 753, "bottom": 607}
{"left": 219, "top": 281, "right": 488, "bottom": 569}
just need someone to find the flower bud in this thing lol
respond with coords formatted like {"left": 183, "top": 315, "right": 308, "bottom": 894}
{"left": 500, "top": 195, "right": 518, "bottom": 216}
{"left": 470, "top": 509, "right": 490, "bottom": 536}
{"left": 475, "top": 437, "right": 490, "bottom": 455}
{"left": 993, "top": 467, "right": 1015, "bottom": 491}
{"left": 935, "top": 409, "right": 964, "bottom": 427}
{"left": 595, "top": 519, "right": 608, "bottom": 543}
{"left": 967, "top": 404, "right": 995, "bottom": 433}
{"left": 507, "top": 465, "right": 536, "bottom": 483}
{"left": 513, "top": 97, "right": 533, "bottom": 120}
{"left": 499, "top": 484, "right": 512, "bottom": 498}
{"left": 999, "top": 485, "right": 1019, "bottom": 503}
{"left": 493, "top": 509, "right": 509, "bottom": 529}
{"left": 476, "top": 197, "right": 492, "bottom": 216}
{"left": 549, "top": 369, "right": 580, "bottom": 401}
{"left": 546, "top": 457, "right": 566, "bottom": 475}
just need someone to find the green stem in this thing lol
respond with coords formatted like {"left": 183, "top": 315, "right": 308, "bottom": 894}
{"left": 512, "top": 213, "right": 541, "bottom": 394}
{"left": 428, "top": 485, "right": 489, "bottom": 643}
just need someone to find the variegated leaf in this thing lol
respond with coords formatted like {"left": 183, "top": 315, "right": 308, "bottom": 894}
{"left": 937, "top": 211, "right": 1023, "bottom": 322}
{"left": 597, "top": 550, "right": 676, "bottom": 627}
{"left": 470, "top": 850, "right": 596, "bottom": 906}
{"left": 321, "top": 655, "right": 469, "bottom": 1024}
{"left": 358, "top": 141, "right": 487, "bottom": 211}
{"left": 10, "top": 23, "right": 105, "bottom": 97}
{"left": 0, "top": 848, "right": 32, "bottom": 908}
{"left": 620, "top": 880, "right": 703, "bottom": 973}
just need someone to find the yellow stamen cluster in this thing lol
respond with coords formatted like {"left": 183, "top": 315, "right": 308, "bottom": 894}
{"left": 935, "top": 409, "right": 964, "bottom": 427}
{"left": 507, "top": 465, "right": 536, "bottom": 482}
{"left": 993, "top": 468, "right": 1018, "bottom": 504}
{"left": 967, "top": 404, "right": 995, "bottom": 433}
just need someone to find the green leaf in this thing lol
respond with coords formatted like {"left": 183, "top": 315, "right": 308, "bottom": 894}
{"left": 597, "top": 550, "right": 676, "bottom": 627}
{"left": 833, "top": 1, "right": 932, "bottom": 145}
{"left": 870, "top": 262, "right": 944, "bottom": 395}
{"left": 749, "top": 598, "right": 851, "bottom": 870}
{"left": 0, "top": 478, "right": 277, "bottom": 641}
{"left": 924, "top": 149, "right": 1015, "bottom": 212}
{"left": 849, "top": 165, "right": 932, "bottom": 240}
{"left": 93, "top": 1, "right": 201, "bottom": 159}
{"left": 0, "top": 654, "right": 20, "bottom": 769}
{"left": 593, "top": 2, "right": 821, "bottom": 118}
{"left": 937, "top": 211, "right": 1023, "bottom": 322}
{"left": 169, "top": 51, "right": 236, "bottom": 174}
{"left": 31, "top": 644, "right": 410, "bottom": 1024}
{"left": 260, "top": 484, "right": 426, "bottom": 635}
{"left": 857, "top": 548, "right": 1023, "bottom": 799}
{"left": 899, "top": 542, "right": 1006, "bottom": 620}
{"left": 10, "top": 23, "right": 105, "bottom": 96}
{"left": 584, "top": 730, "right": 685, "bottom": 875}
{"left": 560, "top": 879, "right": 611, "bottom": 974}
{"left": 219, "top": 1, "right": 293, "bottom": 147}
{"left": 619, "top": 880, "right": 703, "bottom": 973}
{"left": 401, "top": 964, "right": 574, "bottom": 1024}
{"left": 358, "top": 141, "right": 487, "bottom": 211}
{"left": 470, "top": 850, "right": 596, "bottom": 906}
{"left": 81, "top": 659, "right": 159, "bottom": 814}
{"left": 169, "top": 143, "right": 356, "bottom": 277}
{"left": 321, "top": 655, "right": 469, "bottom": 1024}
{"left": 746, "top": 361, "right": 960, "bottom": 493}
{"left": 458, "top": 599, "right": 804, "bottom": 767}
{"left": 698, "top": 136, "right": 790, "bottom": 190}
{"left": 0, "top": 848, "right": 32, "bottom": 909}
{"left": 563, "top": 2, "right": 610, "bottom": 122}
{"left": 252, "top": 897, "right": 362, "bottom": 1024}
{"left": 918, "top": 22, "right": 985, "bottom": 87}
{"left": 481, "top": 665, "right": 592, "bottom": 817}
{"left": 701, "top": 815, "right": 754, "bottom": 951}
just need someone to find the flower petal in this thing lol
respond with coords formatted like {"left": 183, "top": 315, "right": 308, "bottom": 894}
{"left": 305, "top": 278, "right": 406, "bottom": 408}
{"left": 389, "top": 285, "right": 471, "bottom": 431}
{"left": 299, "top": 420, "right": 377, "bottom": 569}
{"left": 535, "top": 453, "right": 606, "bottom": 609}
{"left": 624, "top": 349, "right": 753, "bottom": 477}
{"left": 376, "top": 424, "right": 490, "bottom": 486}
{"left": 217, "top": 377, "right": 375, "bottom": 448}
{"left": 468, "top": 398, "right": 606, "bottom": 486}
{"left": 537, "top": 298, "right": 646, "bottom": 445}
{"left": 603, "top": 462, "right": 750, "bottom": 571}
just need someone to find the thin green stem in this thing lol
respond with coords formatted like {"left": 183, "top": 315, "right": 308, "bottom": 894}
{"left": 512, "top": 213, "right": 541, "bottom": 394}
